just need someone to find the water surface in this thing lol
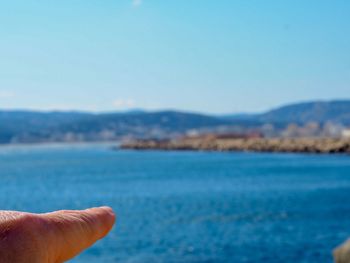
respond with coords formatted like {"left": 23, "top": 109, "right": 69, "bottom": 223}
{"left": 0, "top": 144, "right": 349, "bottom": 262}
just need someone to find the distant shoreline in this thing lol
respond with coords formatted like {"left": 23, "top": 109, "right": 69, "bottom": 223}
{"left": 121, "top": 137, "right": 350, "bottom": 154}
{"left": 0, "top": 141, "right": 120, "bottom": 149}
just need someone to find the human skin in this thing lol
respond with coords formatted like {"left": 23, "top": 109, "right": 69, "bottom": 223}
{"left": 0, "top": 207, "right": 116, "bottom": 263}
{"left": 334, "top": 239, "right": 350, "bottom": 263}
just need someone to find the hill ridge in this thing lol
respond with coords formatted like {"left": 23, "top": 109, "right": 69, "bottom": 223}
{"left": 1, "top": 100, "right": 350, "bottom": 143}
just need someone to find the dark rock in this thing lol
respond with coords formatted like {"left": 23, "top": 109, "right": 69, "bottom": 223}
{"left": 121, "top": 137, "right": 350, "bottom": 154}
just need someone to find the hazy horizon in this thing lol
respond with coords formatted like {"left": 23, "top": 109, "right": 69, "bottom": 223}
{"left": 0, "top": 98, "right": 350, "bottom": 116}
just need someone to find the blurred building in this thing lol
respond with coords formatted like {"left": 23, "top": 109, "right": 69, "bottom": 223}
{"left": 342, "top": 129, "right": 350, "bottom": 138}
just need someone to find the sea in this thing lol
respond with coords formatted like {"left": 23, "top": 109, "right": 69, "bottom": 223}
{"left": 0, "top": 143, "right": 350, "bottom": 263}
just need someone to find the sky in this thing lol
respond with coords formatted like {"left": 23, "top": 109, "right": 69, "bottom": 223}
{"left": 0, "top": 0, "right": 349, "bottom": 114}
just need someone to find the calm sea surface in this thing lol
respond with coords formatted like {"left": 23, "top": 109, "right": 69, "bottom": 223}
{"left": 0, "top": 144, "right": 350, "bottom": 263}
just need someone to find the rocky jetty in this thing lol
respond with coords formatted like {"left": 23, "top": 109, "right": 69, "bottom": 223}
{"left": 121, "top": 136, "right": 350, "bottom": 154}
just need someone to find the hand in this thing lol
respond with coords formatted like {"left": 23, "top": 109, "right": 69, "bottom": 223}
{"left": 0, "top": 207, "right": 116, "bottom": 263}
{"left": 334, "top": 239, "right": 350, "bottom": 263}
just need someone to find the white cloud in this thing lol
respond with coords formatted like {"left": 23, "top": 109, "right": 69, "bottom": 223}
{"left": 0, "top": 91, "right": 15, "bottom": 99}
{"left": 132, "top": 0, "right": 143, "bottom": 8}
{"left": 113, "top": 99, "right": 136, "bottom": 110}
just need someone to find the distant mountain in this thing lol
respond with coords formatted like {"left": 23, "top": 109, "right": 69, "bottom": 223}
{"left": 1, "top": 100, "right": 350, "bottom": 144}
{"left": 0, "top": 110, "right": 231, "bottom": 143}
{"left": 56, "top": 110, "right": 232, "bottom": 139}
{"left": 260, "top": 100, "right": 350, "bottom": 125}
{"left": 224, "top": 100, "right": 350, "bottom": 125}
{"left": 0, "top": 111, "right": 92, "bottom": 143}
{"left": 219, "top": 113, "right": 260, "bottom": 121}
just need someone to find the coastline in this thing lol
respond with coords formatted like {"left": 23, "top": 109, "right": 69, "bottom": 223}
{"left": 0, "top": 141, "right": 121, "bottom": 152}
{"left": 120, "top": 137, "right": 350, "bottom": 154}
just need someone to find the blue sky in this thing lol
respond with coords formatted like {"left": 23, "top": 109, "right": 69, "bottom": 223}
{"left": 0, "top": 0, "right": 349, "bottom": 113}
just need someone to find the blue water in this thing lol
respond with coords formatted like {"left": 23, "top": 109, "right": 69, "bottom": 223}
{"left": 0, "top": 144, "right": 350, "bottom": 263}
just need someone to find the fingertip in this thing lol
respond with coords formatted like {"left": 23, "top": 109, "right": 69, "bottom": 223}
{"left": 85, "top": 206, "right": 116, "bottom": 236}
{"left": 87, "top": 206, "right": 116, "bottom": 224}
{"left": 99, "top": 206, "right": 116, "bottom": 219}
{"left": 99, "top": 206, "right": 116, "bottom": 229}
{"left": 41, "top": 207, "right": 117, "bottom": 262}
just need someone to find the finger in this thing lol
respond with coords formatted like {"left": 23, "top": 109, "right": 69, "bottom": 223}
{"left": 333, "top": 239, "right": 350, "bottom": 263}
{"left": 41, "top": 206, "right": 116, "bottom": 262}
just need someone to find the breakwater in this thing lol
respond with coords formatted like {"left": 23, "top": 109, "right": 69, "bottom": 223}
{"left": 121, "top": 137, "right": 350, "bottom": 154}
